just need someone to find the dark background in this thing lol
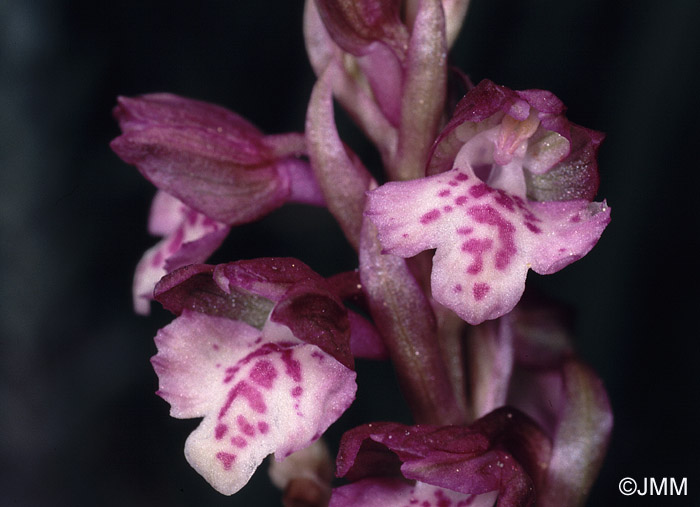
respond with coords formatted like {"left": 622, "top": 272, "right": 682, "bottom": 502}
{"left": 2, "top": 0, "right": 699, "bottom": 505}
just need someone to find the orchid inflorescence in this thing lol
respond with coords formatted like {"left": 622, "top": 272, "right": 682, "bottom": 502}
{"left": 111, "top": 1, "right": 612, "bottom": 505}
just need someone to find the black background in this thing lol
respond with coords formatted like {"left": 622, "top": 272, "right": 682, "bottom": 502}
{"left": 2, "top": 0, "right": 699, "bottom": 505}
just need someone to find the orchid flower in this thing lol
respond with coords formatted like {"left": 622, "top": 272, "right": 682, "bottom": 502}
{"left": 366, "top": 79, "right": 610, "bottom": 325}
{"left": 150, "top": 259, "right": 359, "bottom": 495}
{"left": 111, "top": 93, "right": 325, "bottom": 225}
{"left": 113, "top": 0, "right": 613, "bottom": 504}
{"left": 112, "top": 93, "right": 327, "bottom": 313}
{"left": 331, "top": 407, "right": 550, "bottom": 507}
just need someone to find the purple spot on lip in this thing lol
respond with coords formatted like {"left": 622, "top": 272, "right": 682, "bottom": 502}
{"left": 212, "top": 343, "right": 220, "bottom": 351}
{"left": 443, "top": 205, "right": 453, "bottom": 213}
{"left": 258, "top": 421, "right": 269, "bottom": 434}
{"left": 231, "top": 435, "right": 247, "bottom": 448}
{"left": 216, "top": 452, "right": 236, "bottom": 470}
{"left": 215, "top": 423, "right": 228, "bottom": 440}
{"left": 219, "top": 381, "right": 267, "bottom": 419}
{"left": 525, "top": 222, "right": 542, "bottom": 234}
{"left": 438, "top": 189, "right": 451, "bottom": 197}
{"left": 571, "top": 215, "right": 581, "bottom": 222}
{"left": 469, "top": 183, "right": 493, "bottom": 198}
{"left": 420, "top": 209, "right": 441, "bottom": 224}
{"left": 453, "top": 284, "right": 463, "bottom": 293}
{"left": 462, "top": 238, "right": 493, "bottom": 275}
{"left": 457, "top": 226, "right": 473, "bottom": 235}
{"left": 250, "top": 360, "right": 277, "bottom": 389}
{"left": 495, "top": 190, "right": 515, "bottom": 211}
{"left": 281, "top": 350, "right": 302, "bottom": 382}
{"left": 448, "top": 180, "right": 459, "bottom": 187}
{"left": 292, "top": 386, "right": 303, "bottom": 397}
{"left": 455, "top": 195, "right": 468, "bottom": 206}
{"left": 224, "top": 341, "right": 296, "bottom": 383}
{"left": 468, "top": 205, "right": 517, "bottom": 270}
{"left": 237, "top": 415, "right": 255, "bottom": 436}
{"left": 473, "top": 282, "right": 490, "bottom": 301}
{"left": 455, "top": 172, "right": 469, "bottom": 181}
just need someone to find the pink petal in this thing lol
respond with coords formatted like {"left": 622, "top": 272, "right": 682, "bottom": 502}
{"left": 365, "top": 167, "right": 610, "bottom": 324}
{"left": 330, "top": 478, "right": 498, "bottom": 507}
{"left": 152, "top": 311, "right": 356, "bottom": 495}
{"left": 147, "top": 190, "right": 185, "bottom": 236}
{"left": 112, "top": 94, "right": 324, "bottom": 225}
{"left": 133, "top": 195, "right": 229, "bottom": 315}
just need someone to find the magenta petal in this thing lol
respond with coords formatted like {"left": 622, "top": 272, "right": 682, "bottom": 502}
{"left": 336, "top": 408, "right": 550, "bottom": 505}
{"left": 365, "top": 167, "right": 610, "bottom": 324}
{"left": 216, "top": 258, "right": 327, "bottom": 302}
{"left": 152, "top": 311, "right": 356, "bottom": 495}
{"left": 132, "top": 193, "right": 229, "bottom": 315}
{"left": 155, "top": 259, "right": 355, "bottom": 369}
{"left": 112, "top": 94, "right": 322, "bottom": 225}
{"left": 330, "top": 478, "right": 498, "bottom": 507}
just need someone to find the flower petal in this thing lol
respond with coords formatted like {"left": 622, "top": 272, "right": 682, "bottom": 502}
{"left": 152, "top": 311, "right": 357, "bottom": 495}
{"left": 365, "top": 166, "right": 610, "bottom": 324}
{"left": 112, "top": 94, "right": 323, "bottom": 225}
{"left": 336, "top": 408, "right": 550, "bottom": 505}
{"left": 132, "top": 194, "right": 229, "bottom": 315}
{"left": 330, "top": 478, "right": 498, "bottom": 507}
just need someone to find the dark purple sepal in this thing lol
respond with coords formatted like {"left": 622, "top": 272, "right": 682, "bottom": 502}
{"left": 111, "top": 94, "right": 317, "bottom": 225}
{"left": 222, "top": 259, "right": 355, "bottom": 370}
{"left": 157, "top": 259, "right": 355, "bottom": 370}
{"left": 313, "top": 0, "right": 409, "bottom": 58}
{"left": 325, "top": 270, "right": 388, "bottom": 360}
{"left": 271, "top": 283, "right": 354, "bottom": 370}
{"left": 154, "top": 264, "right": 275, "bottom": 329}
{"left": 215, "top": 258, "right": 324, "bottom": 302}
{"left": 337, "top": 407, "right": 552, "bottom": 506}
